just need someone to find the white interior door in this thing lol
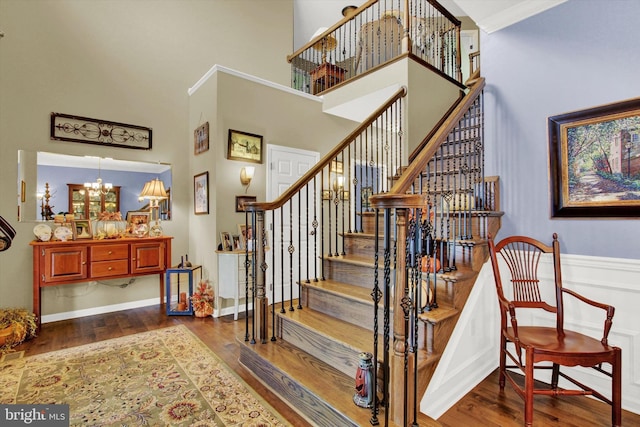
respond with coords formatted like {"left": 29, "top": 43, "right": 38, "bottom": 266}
{"left": 266, "top": 144, "right": 320, "bottom": 304}
{"left": 460, "top": 30, "right": 479, "bottom": 84}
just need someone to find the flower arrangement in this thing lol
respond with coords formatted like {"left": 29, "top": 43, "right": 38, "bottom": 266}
{"left": 0, "top": 308, "right": 37, "bottom": 353}
{"left": 191, "top": 280, "right": 214, "bottom": 317}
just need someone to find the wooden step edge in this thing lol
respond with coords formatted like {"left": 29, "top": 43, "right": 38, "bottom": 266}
{"left": 418, "top": 305, "right": 458, "bottom": 324}
{"left": 301, "top": 279, "right": 374, "bottom": 304}
{"left": 417, "top": 348, "right": 443, "bottom": 370}
{"left": 322, "top": 254, "right": 386, "bottom": 268}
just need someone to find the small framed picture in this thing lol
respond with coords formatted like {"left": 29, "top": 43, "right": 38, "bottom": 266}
{"left": 73, "top": 219, "right": 92, "bottom": 240}
{"left": 228, "top": 129, "right": 263, "bottom": 163}
{"left": 220, "top": 231, "right": 233, "bottom": 251}
{"left": 232, "top": 234, "right": 242, "bottom": 250}
{"left": 126, "top": 211, "right": 150, "bottom": 226}
{"left": 194, "top": 172, "right": 209, "bottom": 215}
{"left": 194, "top": 122, "right": 209, "bottom": 155}
{"left": 236, "top": 195, "right": 257, "bottom": 212}
{"left": 237, "top": 224, "right": 253, "bottom": 250}
{"left": 127, "top": 211, "right": 150, "bottom": 237}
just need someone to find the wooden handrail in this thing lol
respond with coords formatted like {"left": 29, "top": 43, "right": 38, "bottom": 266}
{"left": 248, "top": 86, "right": 407, "bottom": 212}
{"left": 371, "top": 77, "right": 485, "bottom": 207}
{"left": 286, "top": 0, "right": 377, "bottom": 63}
{"left": 287, "top": 0, "right": 462, "bottom": 63}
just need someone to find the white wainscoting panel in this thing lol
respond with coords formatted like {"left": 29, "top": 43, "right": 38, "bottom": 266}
{"left": 421, "top": 254, "right": 640, "bottom": 419}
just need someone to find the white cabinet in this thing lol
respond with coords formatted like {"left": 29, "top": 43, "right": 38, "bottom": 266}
{"left": 216, "top": 250, "right": 254, "bottom": 320}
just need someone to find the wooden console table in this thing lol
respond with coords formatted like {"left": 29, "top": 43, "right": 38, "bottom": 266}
{"left": 30, "top": 236, "right": 172, "bottom": 327}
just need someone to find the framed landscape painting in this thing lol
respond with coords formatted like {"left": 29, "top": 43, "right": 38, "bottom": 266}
{"left": 548, "top": 97, "right": 640, "bottom": 217}
{"left": 227, "top": 129, "right": 263, "bottom": 163}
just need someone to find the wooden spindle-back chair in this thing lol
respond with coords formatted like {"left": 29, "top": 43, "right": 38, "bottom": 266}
{"left": 488, "top": 233, "right": 621, "bottom": 427}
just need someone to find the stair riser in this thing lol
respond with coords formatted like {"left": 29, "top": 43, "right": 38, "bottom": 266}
{"left": 323, "top": 259, "right": 376, "bottom": 288}
{"left": 302, "top": 285, "right": 387, "bottom": 332}
{"left": 343, "top": 235, "right": 384, "bottom": 258}
{"left": 278, "top": 315, "right": 362, "bottom": 377}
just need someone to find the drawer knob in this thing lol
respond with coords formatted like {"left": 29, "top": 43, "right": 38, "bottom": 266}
{"left": 108, "top": 267, "right": 113, "bottom": 271}
{"left": 108, "top": 251, "right": 113, "bottom": 255}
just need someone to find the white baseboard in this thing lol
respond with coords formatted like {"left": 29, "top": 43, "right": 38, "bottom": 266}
{"left": 41, "top": 297, "right": 161, "bottom": 324}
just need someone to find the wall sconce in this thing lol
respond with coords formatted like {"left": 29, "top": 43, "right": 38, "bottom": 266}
{"left": 240, "top": 166, "right": 255, "bottom": 193}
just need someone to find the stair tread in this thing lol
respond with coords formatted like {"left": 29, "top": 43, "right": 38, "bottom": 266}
{"left": 279, "top": 307, "right": 379, "bottom": 353}
{"left": 323, "top": 253, "right": 375, "bottom": 265}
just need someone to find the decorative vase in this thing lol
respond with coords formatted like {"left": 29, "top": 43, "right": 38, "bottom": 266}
{"left": 195, "top": 304, "right": 213, "bottom": 317}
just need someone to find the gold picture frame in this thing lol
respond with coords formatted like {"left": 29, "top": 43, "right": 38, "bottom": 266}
{"left": 227, "top": 129, "right": 263, "bottom": 163}
{"left": 73, "top": 219, "right": 92, "bottom": 240}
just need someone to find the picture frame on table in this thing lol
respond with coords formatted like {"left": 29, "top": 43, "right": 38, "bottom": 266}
{"left": 220, "top": 231, "right": 233, "bottom": 251}
{"left": 194, "top": 171, "right": 209, "bottom": 215}
{"left": 227, "top": 129, "right": 263, "bottom": 163}
{"left": 232, "top": 234, "right": 242, "bottom": 250}
{"left": 73, "top": 219, "right": 92, "bottom": 240}
{"left": 126, "top": 211, "right": 150, "bottom": 237}
{"left": 548, "top": 97, "right": 640, "bottom": 217}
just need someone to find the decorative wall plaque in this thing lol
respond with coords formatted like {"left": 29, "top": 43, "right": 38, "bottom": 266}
{"left": 50, "top": 112, "right": 152, "bottom": 150}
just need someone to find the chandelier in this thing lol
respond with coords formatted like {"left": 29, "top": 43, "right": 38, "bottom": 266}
{"left": 84, "top": 157, "right": 112, "bottom": 197}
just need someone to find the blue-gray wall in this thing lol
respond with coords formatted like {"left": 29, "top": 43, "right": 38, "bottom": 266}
{"left": 483, "top": 0, "right": 640, "bottom": 259}
{"left": 38, "top": 166, "right": 172, "bottom": 219}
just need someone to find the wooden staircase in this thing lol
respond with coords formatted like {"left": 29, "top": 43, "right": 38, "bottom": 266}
{"left": 239, "top": 204, "right": 501, "bottom": 426}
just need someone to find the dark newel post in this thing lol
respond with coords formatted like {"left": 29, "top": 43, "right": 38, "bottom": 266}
{"left": 254, "top": 210, "right": 268, "bottom": 344}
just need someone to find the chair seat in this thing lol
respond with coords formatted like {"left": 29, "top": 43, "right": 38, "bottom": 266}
{"left": 506, "top": 326, "right": 615, "bottom": 358}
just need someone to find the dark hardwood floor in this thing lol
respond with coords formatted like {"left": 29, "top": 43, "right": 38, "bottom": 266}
{"left": 11, "top": 305, "right": 639, "bottom": 427}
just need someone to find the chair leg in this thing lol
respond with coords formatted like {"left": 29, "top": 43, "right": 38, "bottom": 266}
{"left": 499, "top": 335, "right": 507, "bottom": 389}
{"left": 613, "top": 348, "right": 622, "bottom": 427}
{"left": 524, "top": 348, "right": 534, "bottom": 427}
{"left": 551, "top": 363, "right": 560, "bottom": 389}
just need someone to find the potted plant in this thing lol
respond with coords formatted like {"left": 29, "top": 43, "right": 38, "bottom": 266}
{"left": 191, "top": 280, "right": 214, "bottom": 317}
{"left": 0, "top": 308, "right": 37, "bottom": 352}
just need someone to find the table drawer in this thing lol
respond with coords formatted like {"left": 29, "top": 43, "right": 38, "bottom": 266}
{"left": 91, "top": 259, "right": 129, "bottom": 277}
{"left": 91, "top": 244, "right": 128, "bottom": 261}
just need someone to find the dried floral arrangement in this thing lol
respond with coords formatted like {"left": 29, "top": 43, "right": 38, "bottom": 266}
{"left": 0, "top": 308, "right": 37, "bottom": 353}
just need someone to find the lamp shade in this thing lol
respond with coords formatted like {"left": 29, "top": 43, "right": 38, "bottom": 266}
{"left": 310, "top": 27, "right": 337, "bottom": 52}
{"left": 139, "top": 178, "right": 167, "bottom": 200}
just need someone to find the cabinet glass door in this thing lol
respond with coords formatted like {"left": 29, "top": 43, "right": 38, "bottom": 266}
{"left": 71, "top": 188, "right": 86, "bottom": 219}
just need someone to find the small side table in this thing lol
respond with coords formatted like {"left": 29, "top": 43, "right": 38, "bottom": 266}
{"left": 310, "top": 62, "right": 346, "bottom": 94}
{"left": 165, "top": 264, "right": 202, "bottom": 315}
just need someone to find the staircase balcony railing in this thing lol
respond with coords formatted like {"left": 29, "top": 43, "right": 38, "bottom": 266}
{"left": 242, "top": 86, "right": 407, "bottom": 346}
{"left": 288, "top": 0, "right": 462, "bottom": 95}
{"left": 367, "top": 76, "right": 494, "bottom": 425}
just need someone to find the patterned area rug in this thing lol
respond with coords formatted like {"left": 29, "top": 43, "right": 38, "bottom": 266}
{"left": 0, "top": 325, "right": 288, "bottom": 426}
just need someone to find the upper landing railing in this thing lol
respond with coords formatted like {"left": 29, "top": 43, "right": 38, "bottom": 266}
{"left": 288, "top": 0, "right": 462, "bottom": 95}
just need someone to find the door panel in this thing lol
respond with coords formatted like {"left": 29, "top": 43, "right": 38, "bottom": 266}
{"left": 267, "top": 145, "right": 319, "bottom": 305}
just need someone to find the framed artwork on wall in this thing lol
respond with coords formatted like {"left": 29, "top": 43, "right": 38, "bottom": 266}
{"left": 549, "top": 97, "right": 640, "bottom": 217}
{"left": 194, "top": 122, "right": 209, "bottom": 155}
{"left": 235, "top": 195, "right": 256, "bottom": 212}
{"left": 194, "top": 172, "right": 209, "bottom": 215}
{"left": 227, "top": 129, "right": 263, "bottom": 163}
